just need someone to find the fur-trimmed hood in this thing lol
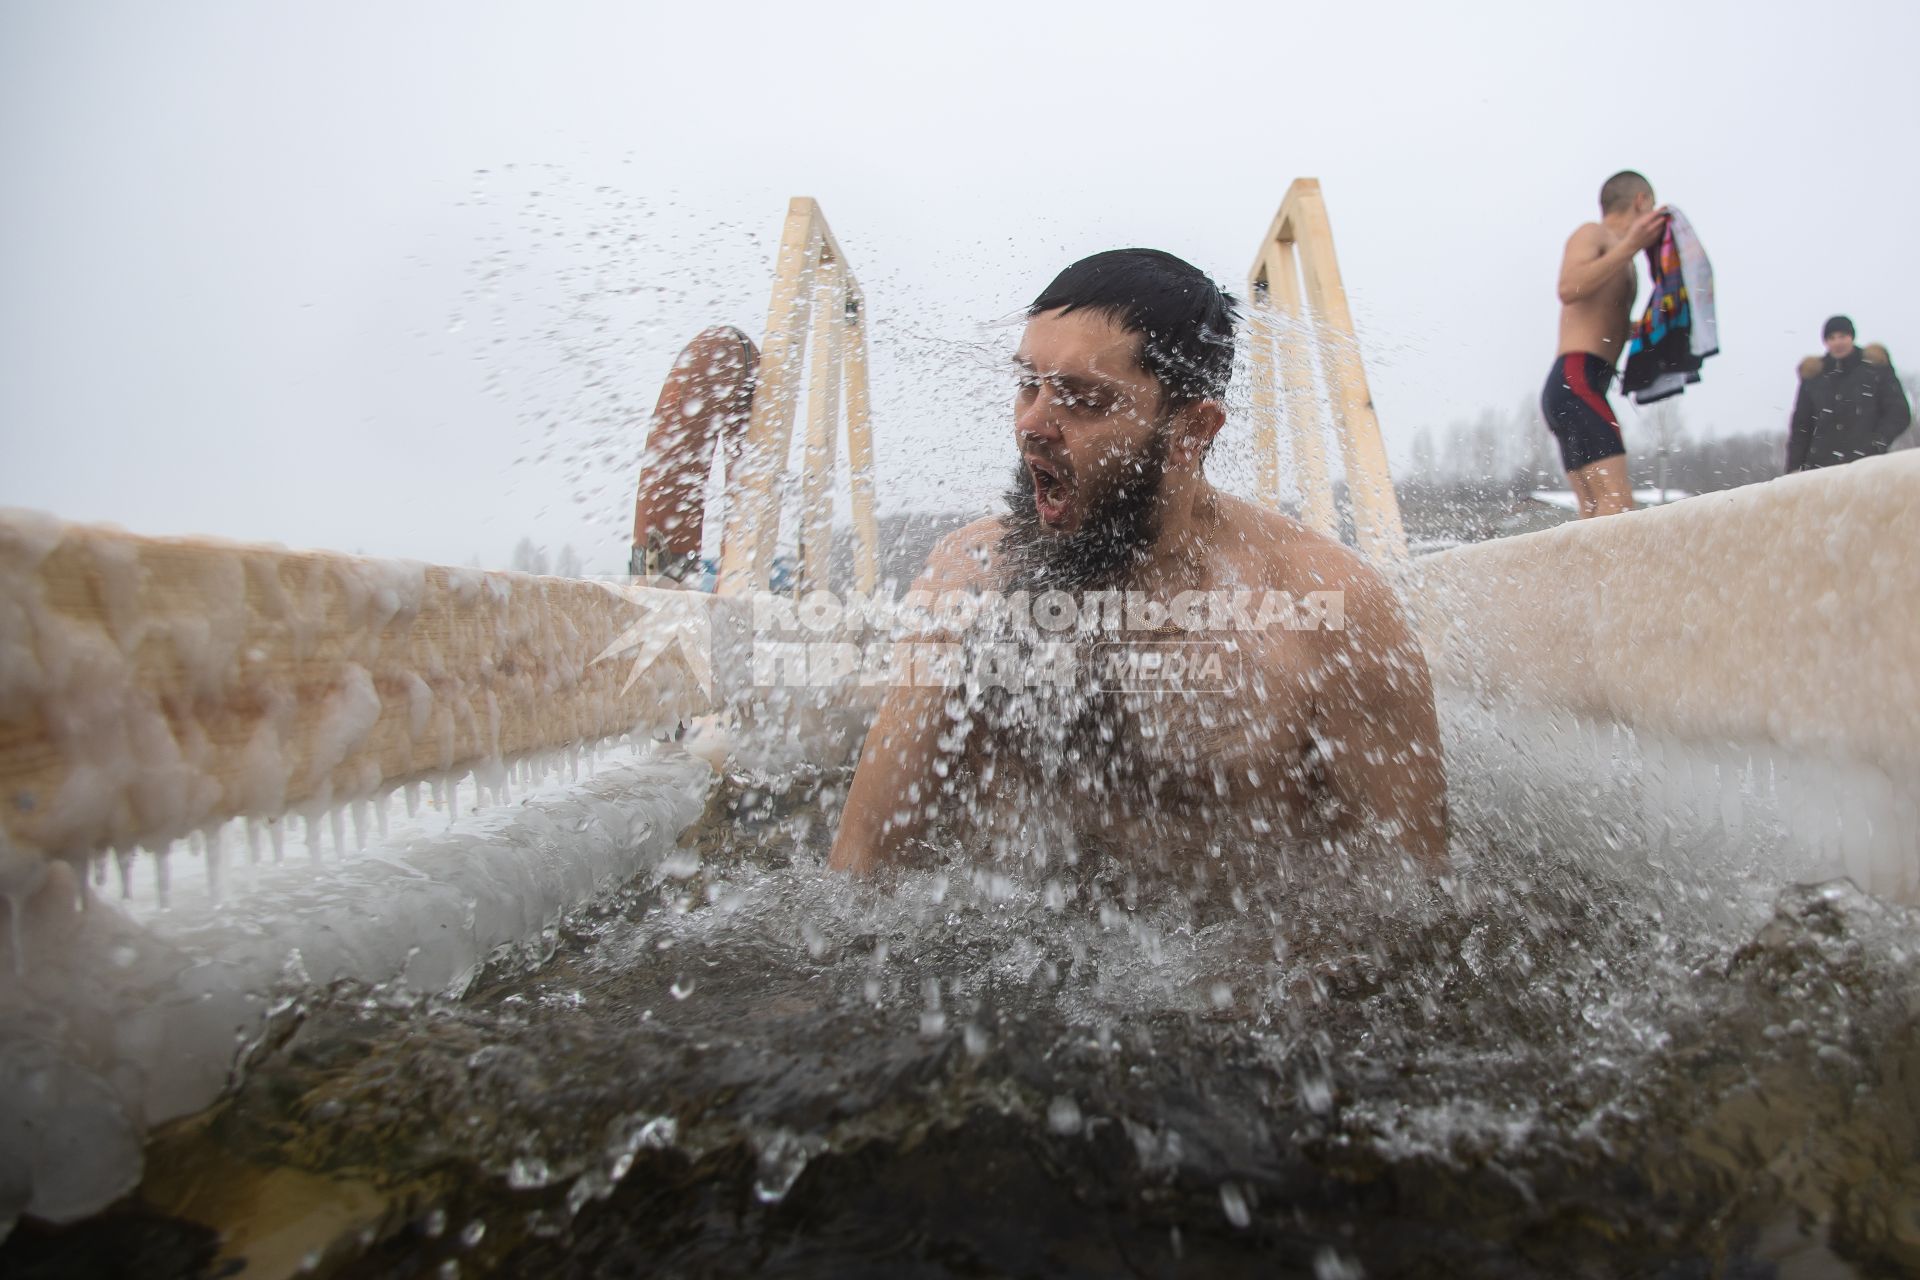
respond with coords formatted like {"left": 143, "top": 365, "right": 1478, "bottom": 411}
{"left": 1801, "top": 343, "right": 1891, "bottom": 379}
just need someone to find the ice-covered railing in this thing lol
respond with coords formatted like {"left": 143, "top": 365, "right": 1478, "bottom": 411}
{"left": 0, "top": 509, "right": 711, "bottom": 897}
{"left": 1410, "top": 452, "right": 1920, "bottom": 902}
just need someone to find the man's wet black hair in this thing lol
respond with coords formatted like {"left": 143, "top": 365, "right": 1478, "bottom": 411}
{"left": 1028, "top": 249, "right": 1238, "bottom": 408}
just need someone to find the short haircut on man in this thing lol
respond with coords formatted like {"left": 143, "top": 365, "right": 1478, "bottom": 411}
{"left": 1599, "top": 170, "right": 1653, "bottom": 215}
{"left": 1028, "top": 249, "right": 1238, "bottom": 407}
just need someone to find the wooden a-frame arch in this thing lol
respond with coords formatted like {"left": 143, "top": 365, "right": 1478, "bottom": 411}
{"left": 715, "top": 198, "right": 880, "bottom": 597}
{"left": 1246, "top": 179, "right": 1408, "bottom": 564}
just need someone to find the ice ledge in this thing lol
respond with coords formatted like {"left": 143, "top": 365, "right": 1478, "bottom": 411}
{"left": 0, "top": 748, "right": 712, "bottom": 1232}
{"left": 1409, "top": 455, "right": 1920, "bottom": 905}
{"left": 1410, "top": 452, "right": 1920, "bottom": 787}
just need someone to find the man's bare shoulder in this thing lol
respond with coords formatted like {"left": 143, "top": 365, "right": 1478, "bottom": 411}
{"left": 1214, "top": 495, "right": 1410, "bottom": 644}
{"left": 1215, "top": 495, "right": 1376, "bottom": 592}
{"left": 917, "top": 515, "right": 1004, "bottom": 591}
{"left": 1565, "top": 221, "right": 1609, "bottom": 254}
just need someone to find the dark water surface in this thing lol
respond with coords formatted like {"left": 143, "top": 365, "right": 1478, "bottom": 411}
{"left": 10, "top": 770, "right": 1920, "bottom": 1279}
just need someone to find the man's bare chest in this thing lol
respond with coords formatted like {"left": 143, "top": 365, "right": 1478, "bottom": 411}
{"left": 965, "top": 629, "right": 1321, "bottom": 814}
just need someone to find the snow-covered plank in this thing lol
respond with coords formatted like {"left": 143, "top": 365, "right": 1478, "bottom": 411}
{"left": 1412, "top": 451, "right": 1920, "bottom": 783}
{"left": 0, "top": 511, "right": 709, "bottom": 866}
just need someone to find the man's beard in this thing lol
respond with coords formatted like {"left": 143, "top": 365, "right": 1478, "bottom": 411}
{"left": 980, "top": 427, "right": 1172, "bottom": 797}
{"left": 998, "top": 428, "right": 1170, "bottom": 594}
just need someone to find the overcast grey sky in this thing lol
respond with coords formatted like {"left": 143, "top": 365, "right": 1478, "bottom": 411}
{"left": 3, "top": 1, "right": 1914, "bottom": 571}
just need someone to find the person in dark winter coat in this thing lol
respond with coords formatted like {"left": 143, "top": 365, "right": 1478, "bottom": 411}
{"left": 1787, "top": 315, "right": 1911, "bottom": 473}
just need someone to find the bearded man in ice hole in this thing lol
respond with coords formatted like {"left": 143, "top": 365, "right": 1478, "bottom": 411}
{"left": 825, "top": 249, "right": 1448, "bottom": 878}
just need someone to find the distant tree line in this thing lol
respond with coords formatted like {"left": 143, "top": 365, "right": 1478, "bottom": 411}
{"left": 508, "top": 538, "right": 586, "bottom": 577}
{"left": 1385, "top": 396, "right": 1838, "bottom": 544}
{"left": 1400, "top": 395, "right": 1796, "bottom": 497}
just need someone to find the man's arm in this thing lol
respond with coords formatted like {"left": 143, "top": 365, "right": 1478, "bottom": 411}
{"left": 1786, "top": 376, "right": 1815, "bottom": 473}
{"left": 827, "top": 683, "right": 953, "bottom": 875}
{"left": 1878, "top": 361, "right": 1912, "bottom": 446}
{"left": 1311, "top": 568, "right": 1449, "bottom": 871}
{"left": 1555, "top": 211, "right": 1665, "bottom": 305}
{"left": 827, "top": 523, "right": 995, "bottom": 875}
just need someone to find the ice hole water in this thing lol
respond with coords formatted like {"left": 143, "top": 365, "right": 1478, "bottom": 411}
{"left": 2, "top": 692, "right": 1917, "bottom": 1279}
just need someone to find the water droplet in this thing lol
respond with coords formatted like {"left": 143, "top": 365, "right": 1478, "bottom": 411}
{"left": 507, "top": 1156, "right": 551, "bottom": 1189}
{"left": 566, "top": 1171, "right": 606, "bottom": 1216}
{"left": 752, "top": 1130, "right": 820, "bottom": 1204}
{"left": 1219, "top": 1181, "right": 1251, "bottom": 1228}
{"left": 1314, "top": 1245, "right": 1365, "bottom": 1279}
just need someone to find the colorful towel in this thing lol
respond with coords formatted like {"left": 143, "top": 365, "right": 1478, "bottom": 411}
{"left": 1622, "top": 206, "right": 1718, "bottom": 404}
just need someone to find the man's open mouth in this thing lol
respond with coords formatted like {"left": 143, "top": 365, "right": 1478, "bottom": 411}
{"left": 1027, "top": 455, "right": 1073, "bottom": 526}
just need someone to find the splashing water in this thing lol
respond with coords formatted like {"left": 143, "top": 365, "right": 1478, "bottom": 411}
{"left": 21, "top": 743, "right": 1911, "bottom": 1279}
